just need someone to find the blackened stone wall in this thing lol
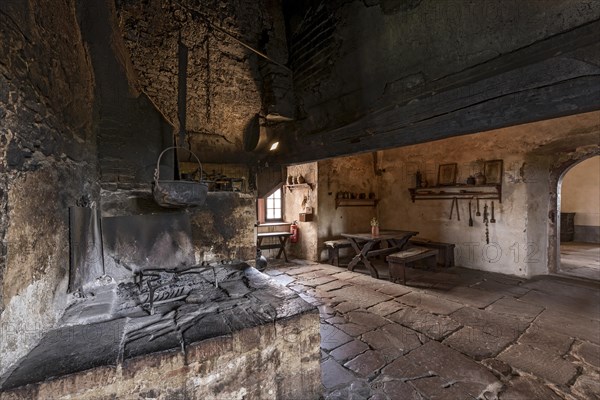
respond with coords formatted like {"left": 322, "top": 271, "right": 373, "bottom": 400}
{"left": 0, "top": 0, "right": 98, "bottom": 378}
{"left": 77, "top": 0, "right": 173, "bottom": 185}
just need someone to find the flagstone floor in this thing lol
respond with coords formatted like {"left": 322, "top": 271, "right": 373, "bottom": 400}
{"left": 560, "top": 242, "right": 600, "bottom": 281}
{"left": 264, "top": 259, "right": 600, "bottom": 400}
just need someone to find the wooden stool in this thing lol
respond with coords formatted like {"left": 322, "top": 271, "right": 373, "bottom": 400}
{"left": 387, "top": 247, "right": 439, "bottom": 285}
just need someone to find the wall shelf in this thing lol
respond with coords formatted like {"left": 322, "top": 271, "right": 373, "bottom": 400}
{"left": 409, "top": 184, "right": 502, "bottom": 203}
{"left": 285, "top": 183, "right": 313, "bottom": 191}
{"left": 335, "top": 198, "right": 379, "bottom": 209}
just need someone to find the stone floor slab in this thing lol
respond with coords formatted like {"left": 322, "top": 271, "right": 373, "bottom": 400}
{"left": 329, "top": 339, "right": 369, "bottom": 363}
{"left": 398, "top": 292, "right": 463, "bottom": 315}
{"left": 317, "top": 280, "right": 353, "bottom": 292}
{"left": 521, "top": 277, "right": 599, "bottom": 299}
{"left": 470, "top": 279, "right": 531, "bottom": 297}
{"left": 286, "top": 266, "right": 324, "bottom": 276}
{"left": 321, "top": 359, "right": 356, "bottom": 390}
{"left": 325, "top": 315, "right": 346, "bottom": 325}
{"left": 361, "top": 323, "right": 424, "bottom": 359}
{"left": 438, "top": 286, "right": 505, "bottom": 308}
{"left": 330, "top": 271, "right": 363, "bottom": 280}
{"left": 375, "top": 284, "right": 412, "bottom": 297}
{"left": 450, "top": 307, "right": 530, "bottom": 339}
{"left": 498, "top": 343, "right": 578, "bottom": 386}
{"left": 481, "top": 358, "right": 513, "bottom": 378}
{"left": 381, "top": 380, "right": 422, "bottom": 400}
{"left": 518, "top": 324, "right": 574, "bottom": 356}
{"left": 404, "top": 340, "right": 500, "bottom": 398}
{"left": 334, "top": 322, "right": 372, "bottom": 337}
{"left": 571, "top": 372, "right": 600, "bottom": 400}
{"left": 411, "top": 375, "right": 492, "bottom": 400}
{"left": 444, "top": 326, "right": 515, "bottom": 360}
{"left": 520, "top": 289, "right": 600, "bottom": 320}
{"left": 300, "top": 276, "right": 338, "bottom": 288}
{"left": 328, "top": 285, "right": 392, "bottom": 308}
{"left": 388, "top": 307, "right": 461, "bottom": 340}
{"left": 499, "top": 376, "right": 563, "bottom": 400}
{"left": 321, "top": 323, "right": 353, "bottom": 351}
{"left": 573, "top": 340, "right": 600, "bottom": 369}
{"left": 344, "top": 350, "right": 386, "bottom": 379}
{"left": 334, "top": 301, "right": 360, "bottom": 314}
{"left": 311, "top": 288, "right": 336, "bottom": 300}
{"left": 345, "top": 310, "right": 390, "bottom": 328}
{"left": 367, "top": 300, "right": 404, "bottom": 317}
{"left": 534, "top": 310, "right": 600, "bottom": 344}
{"left": 485, "top": 296, "right": 544, "bottom": 319}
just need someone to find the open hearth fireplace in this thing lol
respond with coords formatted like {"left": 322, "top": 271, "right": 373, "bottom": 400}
{"left": 0, "top": 203, "right": 320, "bottom": 399}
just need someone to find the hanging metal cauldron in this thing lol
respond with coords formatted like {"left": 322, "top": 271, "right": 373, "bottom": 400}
{"left": 153, "top": 146, "right": 208, "bottom": 208}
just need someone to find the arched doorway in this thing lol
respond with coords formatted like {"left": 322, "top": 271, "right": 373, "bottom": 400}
{"left": 556, "top": 155, "right": 600, "bottom": 280}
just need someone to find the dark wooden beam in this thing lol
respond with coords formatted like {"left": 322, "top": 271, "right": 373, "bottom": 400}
{"left": 271, "top": 20, "right": 600, "bottom": 164}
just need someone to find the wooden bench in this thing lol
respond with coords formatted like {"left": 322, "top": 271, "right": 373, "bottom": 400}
{"left": 324, "top": 239, "right": 353, "bottom": 267}
{"left": 409, "top": 238, "right": 455, "bottom": 268}
{"left": 386, "top": 247, "right": 439, "bottom": 285}
{"left": 257, "top": 232, "right": 292, "bottom": 262}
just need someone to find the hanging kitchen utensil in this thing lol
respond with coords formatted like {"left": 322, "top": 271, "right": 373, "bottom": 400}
{"left": 153, "top": 147, "right": 208, "bottom": 208}
{"left": 449, "top": 197, "right": 460, "bottom": 221}
{"left": 468, "top": 200, "right": 473, "bottom": 227}
{"left": 490, "top": 201, "right": 496, "bottom": 223}
{"left": 476, "top": 197, "right": 481, "bottom": 216}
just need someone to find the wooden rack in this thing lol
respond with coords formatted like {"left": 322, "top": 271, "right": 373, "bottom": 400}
{"left": 335, "top": 198, "right": 379, "bottom": 209}
{"left": 285, "top": 183, "right": 313, "bottom": 191}
{"left": 409, "top": 184, "right": 502, "bottom": 203}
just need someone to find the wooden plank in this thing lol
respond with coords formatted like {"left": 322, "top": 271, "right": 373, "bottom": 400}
{"left": 366, "top": 247, "right": 401, "bottom": 258}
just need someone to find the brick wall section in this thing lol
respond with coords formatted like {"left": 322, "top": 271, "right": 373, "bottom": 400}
{"left": 288, "top": 4, "right": 338, "bottom": 91}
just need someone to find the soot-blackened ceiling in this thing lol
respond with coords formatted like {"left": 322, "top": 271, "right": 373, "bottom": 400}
{"left": 115, "top": 0, "right": 293, "bottom": 163}
{"left": 116, "top": 0, "right": 600, "bottom": 165}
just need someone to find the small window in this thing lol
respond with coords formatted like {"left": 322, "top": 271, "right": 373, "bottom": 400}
{"left": 266, "top": 188, "right": 283, "bottom": 221}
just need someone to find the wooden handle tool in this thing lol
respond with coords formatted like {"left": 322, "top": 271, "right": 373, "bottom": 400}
{"left": 468, "top": 201, "right": 473, "bottom": 226}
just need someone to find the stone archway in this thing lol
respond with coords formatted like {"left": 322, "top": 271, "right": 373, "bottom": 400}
{"left": 547, "top": 149, "right": 600, "bottom": 276}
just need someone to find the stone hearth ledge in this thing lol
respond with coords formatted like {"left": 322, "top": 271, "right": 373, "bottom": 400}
{"left": 0, "top": 266, "right": 321, "bottom": 399}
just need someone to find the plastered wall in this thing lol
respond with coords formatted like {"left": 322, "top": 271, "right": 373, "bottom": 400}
{"left": 308, "top": 112, "right": 600, "bottom": 277}
{"left": 316, "top": 155, "right": 378, "bottom": 261}
{"left": 284, "top": 163, "right": 318, "bottom": 260}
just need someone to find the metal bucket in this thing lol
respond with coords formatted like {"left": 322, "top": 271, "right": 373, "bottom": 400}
{"left": 153, "top": 147, "right": 208, "bottom": 208}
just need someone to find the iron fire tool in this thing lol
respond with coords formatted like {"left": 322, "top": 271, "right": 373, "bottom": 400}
{"left": 490, "top": 201, "right": 496, "bottom": 223}
{"left": 483, "top": 203, "right": 489, "bottom": 244}
{"left": 476, "top": 197, "right": 481, "bottom": 216}
{"left": 468, "top": 200, "right": 473, "bottom": 226}
{"left": 449, "top": 197, "right": 460, "bottom": 221}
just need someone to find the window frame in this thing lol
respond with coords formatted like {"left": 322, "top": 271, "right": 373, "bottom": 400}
{"left": 265, "top": 186, "right": 284, "bottom": 222}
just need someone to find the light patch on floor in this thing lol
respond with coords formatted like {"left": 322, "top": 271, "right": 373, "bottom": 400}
{"left": 560, "top": 242, "right": 600, "bottom": 280}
